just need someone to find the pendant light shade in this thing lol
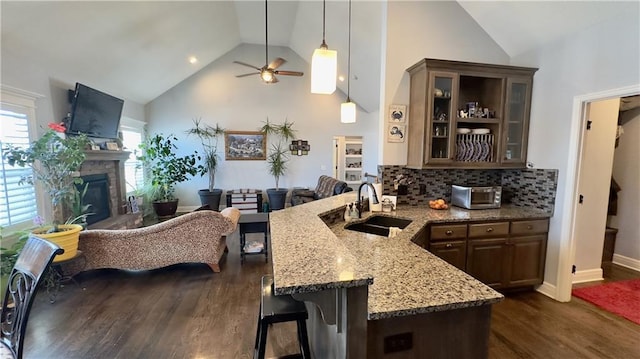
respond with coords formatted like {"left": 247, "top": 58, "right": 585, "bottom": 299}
{"left": 311, "top": 45, "right": 337, "bottom": 94}
{"left": 341, "top": 0, "right": 356, "bottom": 123}
{"left": 311, "top": 0, "right": 337, "bottom": 94}
{"left": 341, "top": 100, "right": 356, "bottom": 123}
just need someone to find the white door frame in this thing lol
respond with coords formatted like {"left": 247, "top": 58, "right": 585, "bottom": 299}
{"left": 557, "top": 84, "right": 640, "bottom": 301}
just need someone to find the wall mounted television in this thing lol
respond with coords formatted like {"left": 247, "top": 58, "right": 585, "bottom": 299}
{"left": 67, "top": 83, "right": 124, "bottom": 140}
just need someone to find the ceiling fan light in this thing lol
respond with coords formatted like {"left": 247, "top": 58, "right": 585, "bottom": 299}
{"left": 260, "top": 70, "right": 274, "bottom": 83}
{"left": 341, "top": 101, "right": 356, "bottom": 123}
{"left": 311, "top": 47, "right": 337, "bottom": 94}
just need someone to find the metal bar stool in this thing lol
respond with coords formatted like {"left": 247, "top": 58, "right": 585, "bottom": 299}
{"left": 255, "top": 275, "right": 311, "bottom": 359}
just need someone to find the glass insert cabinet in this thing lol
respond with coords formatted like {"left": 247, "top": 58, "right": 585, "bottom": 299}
{"left": 406, "top": 58, "right": 537, "bottom": 169}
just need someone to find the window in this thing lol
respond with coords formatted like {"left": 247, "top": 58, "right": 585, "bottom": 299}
{"left": 120, "top": 118, "right": 145, "bottom": 194}
{"left": 0, "top": 87, "right": 42, "bottom": 232}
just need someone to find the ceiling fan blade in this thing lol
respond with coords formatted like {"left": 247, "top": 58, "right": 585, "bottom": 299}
{"left": 275, "top": 70, "right": 304, "bottom": 77}
{"left": 268, "top": 57, "right": 286, "bottom": 70}
{"left": 236, "top": 73, "right": 259, "bottom": 78}
{"left": 233, "top": 61, "right": 261, "bottom": 71}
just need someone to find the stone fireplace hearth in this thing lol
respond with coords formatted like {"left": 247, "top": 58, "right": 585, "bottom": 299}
{"left": 77, "top": 150, "right": 142, "bottom": 229}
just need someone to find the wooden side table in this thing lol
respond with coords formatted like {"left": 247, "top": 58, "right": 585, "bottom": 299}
{"left": 238, "top": 213, "right": 269, "bottom": 264}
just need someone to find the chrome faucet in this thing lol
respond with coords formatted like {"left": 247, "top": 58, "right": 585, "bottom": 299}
{"left": 355, "top": 182, "right": 380, "bottom": 218}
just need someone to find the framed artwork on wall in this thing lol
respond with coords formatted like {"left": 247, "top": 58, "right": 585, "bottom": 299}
{"left": 388, "top": 104, "right": 407, "bottom": 123}
{"left": 387, "top": 124, "right": 406, "bottom": 143}
{"left": 225, "top": 131, "right": 267, "bottom": 160}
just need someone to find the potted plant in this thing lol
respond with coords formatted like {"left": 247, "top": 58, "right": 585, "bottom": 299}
{"left": 260, "top": 119, "right": 296, "bottom": 210}
{"left": 3, "top": 123, "right": 90, "bottom": 261}
{"left": 137, "top": 133, "right": 203, "bottom": 218}
{"left": 185, "top": 118, "right": 225, "bottom": 211}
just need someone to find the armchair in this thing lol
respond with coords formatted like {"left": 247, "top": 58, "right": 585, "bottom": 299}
{"left": 291, "top": 175, "right": 353, "bottom": 206}
{"left": 78, "top": 207, "right": 240, "bottom": 273}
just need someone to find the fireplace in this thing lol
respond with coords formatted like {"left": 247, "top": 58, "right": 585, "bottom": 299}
{"left": 76, "top": 150, "right": 142, "bottom": 230}
{"left": 79, "top": 174, "right": 110, "bottom": 225}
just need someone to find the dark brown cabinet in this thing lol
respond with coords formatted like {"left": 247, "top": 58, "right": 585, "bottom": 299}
{"left": 426, "top": 218, "right": 549, "bottom": 290}
{"left": 406, "top": 59, "right": 537, "bottom": 169}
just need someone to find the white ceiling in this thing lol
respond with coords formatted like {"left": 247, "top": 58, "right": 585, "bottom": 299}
{"left": 1, "top": 1, "right": 636, "bottom": 112}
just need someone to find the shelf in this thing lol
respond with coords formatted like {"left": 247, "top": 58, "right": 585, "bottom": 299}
{"left": 456, "top": 117, "right": 501, "bottom": 124}
{"left": 432, "top": 135, "right": 449, "bottom": 139}
{"left": 345, "top": 154, "right": 362, "bottom": 158}
{"left": 345, "top": 167, "right": 362, "bottom": 171}
{"left": 346, "top": 180, "right": 361, "bottom": 184}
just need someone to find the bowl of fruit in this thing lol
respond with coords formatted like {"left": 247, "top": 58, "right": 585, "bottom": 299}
{"left": 429, "top": 198, "right": 449, "bottom": 210}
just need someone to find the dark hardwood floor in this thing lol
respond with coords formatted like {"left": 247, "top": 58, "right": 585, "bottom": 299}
{"left": 26, "top": 232, "right": 640, "bottom": 358}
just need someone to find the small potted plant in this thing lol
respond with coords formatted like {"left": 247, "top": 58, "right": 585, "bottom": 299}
{"left": 137, "top": 133, "right": 203, "bottom": 218}
{"left": 185, "top": 118, "right": 225, "bottom": 211}
{"left": 3, "top": 122, "right": 90, "bottom": 261}
{"left": 260, "top": 119, "right": 296, "bottom": 210}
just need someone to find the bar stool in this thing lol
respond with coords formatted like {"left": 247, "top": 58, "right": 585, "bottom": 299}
{"left": 254, "top": 275, "right": 312, "bottom": 359}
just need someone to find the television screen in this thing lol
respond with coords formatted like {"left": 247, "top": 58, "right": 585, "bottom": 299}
{"left": 67, "top": 83, "right": 124, "bottom": 140}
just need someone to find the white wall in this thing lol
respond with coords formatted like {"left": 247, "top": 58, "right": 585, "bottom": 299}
{"left": 381, "top": 1, "right": 510, "bottom": 165}
{"left": 511, "top": 9, "right": 640, "bottom": 293}
{"left": 610, "top": 111, "right": 640, "bottom": 264}
{"left": 1, "top": 47, "right": 146, "bottom": 133}
{"left": 146, "top": 43, "right": 378, "bottom": 207}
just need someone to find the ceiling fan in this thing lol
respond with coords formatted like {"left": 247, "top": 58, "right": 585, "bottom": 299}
{"left": 234, "top": 0, "right": 303, "bottom": 84}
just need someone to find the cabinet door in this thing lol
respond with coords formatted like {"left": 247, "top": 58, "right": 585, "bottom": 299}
{"left": 506, "top": 235, "right": 547, "bottom": 288}
{"left": 429, "top": 241, "right": 467, "bottom": 270}
{"left": 426, "top": 71, "right": 458, "bottom": 164}
{"left": 502, "top": 77, "right": 532, "bottom": 166}
{"left": 466, "top": 238, "right": 508, "bottom": 289}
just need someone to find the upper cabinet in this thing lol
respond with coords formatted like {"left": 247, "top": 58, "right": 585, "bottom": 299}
{"left": 406, "top": 59, "right": 537, "bottom": 169}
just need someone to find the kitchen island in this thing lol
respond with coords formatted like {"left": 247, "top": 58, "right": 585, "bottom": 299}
{"left": 269, "top": 192, "right": 550, "bottom": 358}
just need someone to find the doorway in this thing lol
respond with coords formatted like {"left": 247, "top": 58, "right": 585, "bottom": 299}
{"left": 557, "top": 85, "right": 640, "bottom": 302}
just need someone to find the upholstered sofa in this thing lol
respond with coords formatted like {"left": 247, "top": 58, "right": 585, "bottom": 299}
{"left": 291, "top": 175, "right": 353, "bottom": 206}
{"left": 77, "top": 207, "right": 241, "bottom": 273}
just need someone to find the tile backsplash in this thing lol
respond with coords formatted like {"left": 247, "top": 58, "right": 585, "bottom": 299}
{"left": 378, "top": 166, "right": 558, "bottom": 214}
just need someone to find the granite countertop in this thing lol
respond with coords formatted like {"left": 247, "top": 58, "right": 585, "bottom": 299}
{"left": 269, "top": 192, "right": 551, "bottom": 320}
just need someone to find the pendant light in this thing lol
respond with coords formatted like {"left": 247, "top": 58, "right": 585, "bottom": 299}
{"left": 341, "top": 0, "right": 356, "bottom": 123}
{"left": 311, "top": 0, "right": 337, "bottom": 94}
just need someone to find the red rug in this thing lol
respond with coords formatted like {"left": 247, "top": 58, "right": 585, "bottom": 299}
{"left": 572, "top": 278, "right": 640, "bottom": 325}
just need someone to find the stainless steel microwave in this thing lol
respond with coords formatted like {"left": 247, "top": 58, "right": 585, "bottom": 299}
{"left": 451, "top": 185, "right": 502, "bottom": 209}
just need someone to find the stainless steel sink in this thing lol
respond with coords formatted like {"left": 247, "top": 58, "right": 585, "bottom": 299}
{"left": 344, "top": 216, "right": 412, "bottom": 236}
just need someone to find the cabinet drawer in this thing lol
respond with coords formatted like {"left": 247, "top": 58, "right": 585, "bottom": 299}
{"left": 510, "top": 219, "right": 549, "bottom": 235}
{"left": 430, "top": 224, "right": 467, "bottom": 241}
{"left": 468, "top": 222, "right": 509, "bottom": 238}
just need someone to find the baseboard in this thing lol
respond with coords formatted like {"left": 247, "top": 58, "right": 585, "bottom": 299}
{"left": 572, "top": 268, "right": 604, "bottom": 284}
{"left": 535, "top": 281, "right": 558, "bottom": 300}
{"left": 178, "top": 205, "right": 200, "bottom": 213}
{"left": 612, "top": 254, "right": 640, "bottom": 272}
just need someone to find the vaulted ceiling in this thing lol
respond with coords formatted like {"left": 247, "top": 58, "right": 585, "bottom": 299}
{"left": 1, "top": 1, "right": 635, "bottom": 113}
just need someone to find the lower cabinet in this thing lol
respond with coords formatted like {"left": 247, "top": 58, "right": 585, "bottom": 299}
{"left": 427, "top": 218, "right": 549, "bottom": 290}
{"left": 430, "top": 241, "right": 467, "bottom": 270}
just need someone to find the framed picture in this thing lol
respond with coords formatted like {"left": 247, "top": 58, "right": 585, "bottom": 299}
{"left": 388, "top": 104, "right": 407, "bottom": 123}
{"left": 387, "top": 124, "right": 406, "bottom": 143}
{"left": 225, "top": 131, "right": 267, "bottom": 160}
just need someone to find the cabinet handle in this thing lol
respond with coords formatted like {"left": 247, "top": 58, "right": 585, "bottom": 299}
{"left": 486, "top": 227, "right": 493, "bottom": 232}
{"left": 445, "top": 230, "right": 453, "bottom": 235}
{"left": 527, "top": 225, "right": 533, "bottom": 230}
{"left": 445, "top": 243, "right": 453, "bottom": 248}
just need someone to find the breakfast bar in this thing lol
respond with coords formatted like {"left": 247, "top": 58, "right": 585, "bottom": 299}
{"left": 269, "top": 192, "right": 550, "bottom": 358}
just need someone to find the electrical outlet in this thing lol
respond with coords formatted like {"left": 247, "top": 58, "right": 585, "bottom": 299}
{"left": 383, "top": 332, "right": 413, "bottom": 354}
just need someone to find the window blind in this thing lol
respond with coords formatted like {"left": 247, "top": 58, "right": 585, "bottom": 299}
{"left": 0, "top": 109, "right": 37, "bottom": 228}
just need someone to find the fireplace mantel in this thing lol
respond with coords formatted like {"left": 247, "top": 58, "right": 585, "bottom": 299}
{"left": 84, "top": 150, "right": 131, "bottom": 162}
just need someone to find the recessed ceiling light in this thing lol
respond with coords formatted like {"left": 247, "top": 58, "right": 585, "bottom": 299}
{"left": 188, "top": 56, "right": 198, "bottom": 64}
{"left": 338, "top": 75, "right": 345, "bottom": 82}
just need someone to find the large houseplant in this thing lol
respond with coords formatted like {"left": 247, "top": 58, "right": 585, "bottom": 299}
{"left": 2, "top": 123, "right": 90, "bottom": 261}
{"left": 185, "top": 118, "right": 225, "bottom": 211}
{"left": 260, "top": 119, "right": 296, "bottom": 210}
{"left": 137, "top": 133, "right": 203, "bottom": 217}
